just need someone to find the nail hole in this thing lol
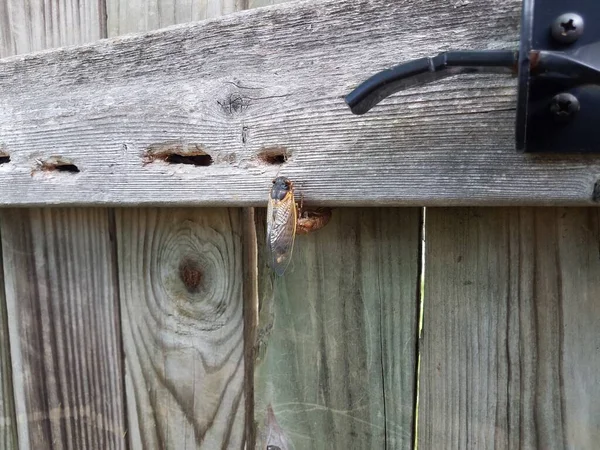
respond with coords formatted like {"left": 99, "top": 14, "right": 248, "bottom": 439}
{"left": 165, "top": 154, "right": 213, "bottom": 166}
{"left": 258, "top": 147, "right": 289, "bottom": 165}
{"left": 0, "top": 155, "right": 10, "bottom": 164}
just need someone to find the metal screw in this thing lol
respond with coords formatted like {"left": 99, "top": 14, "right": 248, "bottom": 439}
{"left": 551, "top": 13, "right": 584, "bottom": 44}
{"left": 550, "top": 93, "right": 580, "bottom": 121}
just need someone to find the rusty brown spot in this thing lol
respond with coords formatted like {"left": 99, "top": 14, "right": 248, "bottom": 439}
{"left": 529, "top": 50, "right": 541, "bottom": 72}
{"left": 296, "top": 207, "right": 332, "bottom": 235}
{"left": 179, "top": 258, "right": 203, "bottom": 293}
{"left": 145, "top": 142, "right": 213, "bottom": 166}
{"left": 257, "top": 147, "right": 289, "bottom": 165}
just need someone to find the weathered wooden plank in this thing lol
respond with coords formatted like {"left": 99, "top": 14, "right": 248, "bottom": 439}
{"left": 2, "top": 0, "right": 597, "bottom": 207}
{"left": 106, "top": 0, "right": 245, "bottom": 36}
{"left": 254, "top": 208, "right": 421, "bottom": 450}
{"left": 0, "top": 239, "right": 16, "bottom": 448}
{"left": 0, "top": 2, "right": 126, "bottom": 449}
{"left": 248, "top": 0, "right": 288, "bottom": 8}
{"left": 0, "top": 0, "right": 106, "bottom": 57}
{"left": 419, "top": 207, "right": 600, "bottom": 449}
{"left": 242, "top": 207, "right": 258, "bottom": 448}
{"left": 0, "top": 209, "right": 126, "bottom": 449}
{"left": 107, "top": 2, "right": 257, "bottom": 449}
{"left": 116, "top": 208, "right": 245, "bottom": 449}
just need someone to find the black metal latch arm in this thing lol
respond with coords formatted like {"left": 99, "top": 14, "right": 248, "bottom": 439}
{"left": 345, "top": 50, "right": 518, "bottom": 115}
{"left": 345, "top": 1, "right": 600, "bottom": 153}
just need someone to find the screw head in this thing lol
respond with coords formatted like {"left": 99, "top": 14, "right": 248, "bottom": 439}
{"left": 551, "top": 13, "right": 584, "bottom": 44}
{"left": 550, "top": 93, "right": 580, "bottom": 121}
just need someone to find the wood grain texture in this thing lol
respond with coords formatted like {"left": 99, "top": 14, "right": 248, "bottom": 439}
{"left": 254, "top": 208, "right": 421, "bottom": 450}
{"left": 107, "top": 0, "right": 244, "bottom": 36}
{"left": 242, "top": 207, "right": 258, "bottom": 448}
{"left": 0, "top": 239, "right": 16, "bottom": 448}
{"left": 248, "top": 0, "right": 288, "bottom": 8}
{"left": 108, "top": 2, "right": 257, "bottom": 449}
{"left": 0, "top": 0, "right": 106, "bottom": 57}
{"left": 419, "top": 207, "right": 600, "bottom": 449}
{"left": 0, "top": 209, "right": 126, "bottom": 450}
{"left": 0, "top": 2, "right": 126, "bottom": 450}
{"left": 116, "top": 208, "right": 245, "bottom": 449}
{"left": 3, "top": 0, "right": 597, "bottom": 207}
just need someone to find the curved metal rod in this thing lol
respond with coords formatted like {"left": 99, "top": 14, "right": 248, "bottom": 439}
{"left": 345, "top": 50, "right": 518, "bottom": 115}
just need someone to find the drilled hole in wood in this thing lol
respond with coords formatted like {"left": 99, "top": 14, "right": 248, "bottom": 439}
{"left": 258, "top": 148, "right": 288, "bottom": 165}
{"left": 53, "top": 164, "right": 80, "bottom": 173}
{"left": 39, "top": 159, "right": 80, "bottom": 173}
{"left": 165, "top": 154, "right": 213, "bottom": 166}
{"left": 145, "top": 143, "right": 213, "bottom": 167}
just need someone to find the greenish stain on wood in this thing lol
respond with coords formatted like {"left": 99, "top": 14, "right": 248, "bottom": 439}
{"left": 254, "top": 208, "right": 422, "bottom": 450}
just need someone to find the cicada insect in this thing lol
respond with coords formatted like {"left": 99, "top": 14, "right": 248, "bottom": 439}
{"left": 267, "top": 176, "right": 297, "bottom": 276}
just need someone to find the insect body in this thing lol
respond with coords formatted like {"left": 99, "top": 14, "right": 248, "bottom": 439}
{"left": 267, "top": 176, "right": 297, "bottom": 276}
{"left": 296, "top": 207, "right": 332, "bottom": 235}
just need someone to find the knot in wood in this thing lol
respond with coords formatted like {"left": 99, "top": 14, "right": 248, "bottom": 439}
{"left": 219, "top": 93, "right": 250, "bottom": 115}
{"left": 179, "top": 258, "right": 203, "bottom": 293}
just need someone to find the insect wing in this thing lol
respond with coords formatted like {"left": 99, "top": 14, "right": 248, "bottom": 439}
{"left": 267, "top": 192, "right": 297, "bottom": 276}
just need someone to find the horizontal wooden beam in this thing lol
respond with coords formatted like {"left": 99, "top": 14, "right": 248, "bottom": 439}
{"left": 0, "top": 0, "right": 598, "bottom": 206}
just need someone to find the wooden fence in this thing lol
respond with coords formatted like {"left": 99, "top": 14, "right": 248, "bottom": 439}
{"left": 0, "top": 0, "right": 598, "bottom": 449}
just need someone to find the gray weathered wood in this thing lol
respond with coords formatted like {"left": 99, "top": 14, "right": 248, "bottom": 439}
{"left": 242, "top": 207, "right": 259, "bottom": 448}
{"left": 0, "top": 0, "right": 106, "bottom": 57}
{"left": 419, "top": 207, "right": 600, "bottom": 449}
{"left": 254, "top": 208, "right": 421, "bottom": 450}
{"left": 0, "top": 237, "right": 16, "bottom": 448}
{"left": 0, "top": 2, "right": 125, "bottom": 449}
{"left": 0, "top": 209, "right": 126, "bottom": 449}
{"left": 107, "top": 2, "right": 257, "bottom": 449}
{"left": 2, "top": 0, "right": 597, "bottom": 207}
{"left": 107, "top": 0, "right": 244, "bottom": 36}
{"left": 116, "top": 208, "right": 245, "bottom": 449}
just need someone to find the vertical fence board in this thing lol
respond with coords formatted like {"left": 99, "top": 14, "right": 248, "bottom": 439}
{"left": 0, "top": 233, "right": 16, "bottom": 448}
{"left": 419, "top": 207, "right": 600, "bottom": 449}
{"left": 106, "top": 0, "right": 245, "bottom": 35}
{"left": 248, "top": 0, "right": 289, "bottom": 7}
{"left": 1, "top": 209, "right": 125, "bottom": 449}
{"left": 0, "top": 0, "right": 106, "bottom": 57}
{"left": 116, "top": 208, "right": 245, "bottom": 448}
{"left": 0, "top": 2, "right": 126, "bottom": 449}
{"left": 106, "top": 2, "right": 291, "bottom": 448}
{"left": 254, "top": 208, "right": 421, "bottom": 450}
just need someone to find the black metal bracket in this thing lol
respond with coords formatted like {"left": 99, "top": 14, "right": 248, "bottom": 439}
{"left": 345, "top": 0, "right": 600, "bottom": 153}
